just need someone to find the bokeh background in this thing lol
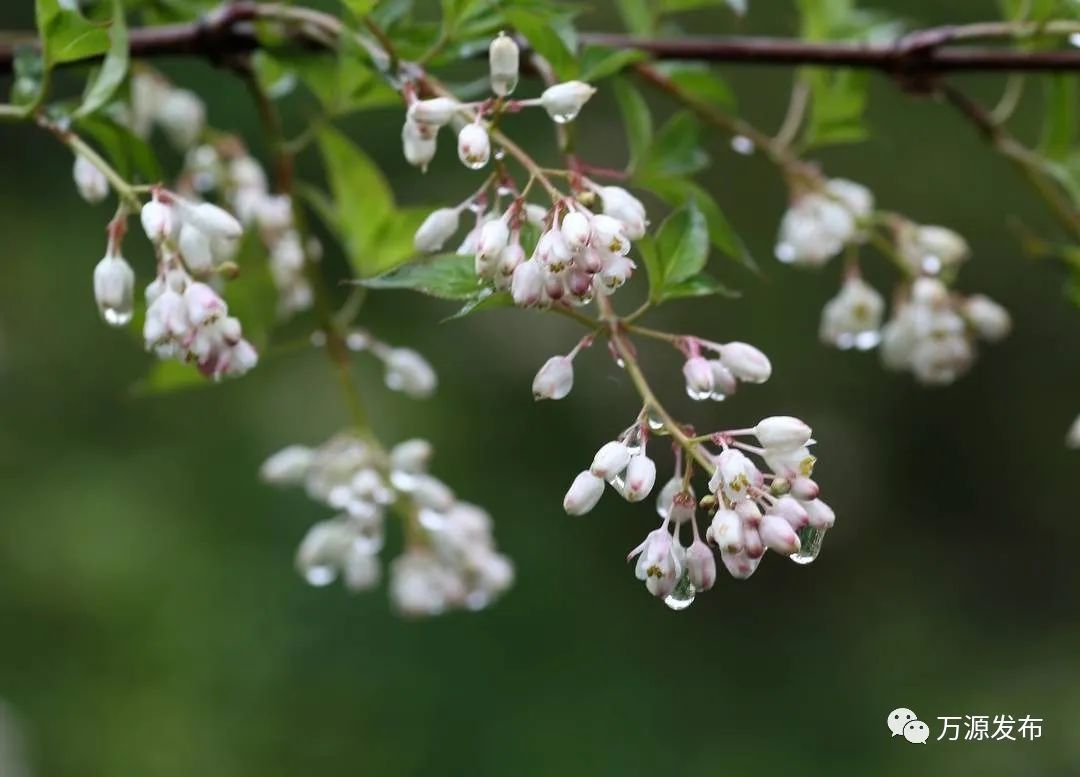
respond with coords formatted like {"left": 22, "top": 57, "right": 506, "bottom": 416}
{"left": 2, "top": 1, "right": 1080, "bottom": 775}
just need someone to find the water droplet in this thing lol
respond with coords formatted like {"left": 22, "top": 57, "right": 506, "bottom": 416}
{"left": 707, "top": 391, "right": 728, "bottom": 402}
{"left": 467, "top": 199, "right": 486, "bottom": 214}
{"left": 345, "top": 331, "right": 371, "bottom": 351}
{"left": 550, "top": 110, "right": 580, "bottom": 124}
{"left": 614, "top": 356, "right": 626, "bottom": 369}
{"left": 464, "top": 158, "right": 488, "bottom": 171}
{"left": 730, "top": 135, "right": 755, "bottom": 156}
{"left": 493, "top": 76, "right": 519, "bottom": 97}
{"left": 622, "top": 425, "right": 644, "bottom": 456}
{"left": 853, "top": 329, "right": 882, "bottom": 350}
{"left": 790, "top": 526, "right": 827, "bottom": 565}
{"left": 775, "top": 242, "right": 797, "bottom": 264}
{"left": 664, "top": 570, "right": 696, "bottom": 611}
{"left": 920, "top": 255, "right": 942, "bottom": 275}
{"left": 646, "top": 407, "right": 665, "bottom": 431}
{"left": 102, "top": 306, "right": 133, "bottom": 327}
{"left": 493, "top": 148, "right": 507, "bottom": 161}
{"left": 496, "top": 185, "right": 513, "bottom": 197}
{"left": 686, "top": 386, "right": 712, "bottom": 401}
{"left": 302, "top": 565, "right": 337, "bottom": 587}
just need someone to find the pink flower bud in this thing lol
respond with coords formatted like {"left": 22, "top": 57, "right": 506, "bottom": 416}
{"left": 709, "top": 360, "right": 737, "bottom": 397}
{"left": 720, "top": 548, "right": 761, "bottom": 580}
{"left": 683, "top": 356, "right": 714, "bottom": 399}
{"left": 532, "top": 355, "right": 574, "bottom": 401}
{"left": 414, "top": 207, "right": 461, "bottom": 253}
{"left": 510, "top": 259, "right": 544, "bottom": 306}
{"left": 141, "top": 199, "right": 174, "bottom": 243}
{"left": 790, "top": 477, "right": 819, "bottom": 500}
{"left": 623, "top": 455, "right": 657, "bottom": 502}
{"left": 591, "top": 441, "right": 631, "bottom": 478}
{"left": 708, "top": 509, "right": 743, "bottom": 553}
{"left": 743, "top": 524, "right": 764, "bottom": 559}
{"left": 770, "top": 495, "right": 809, "bottom": 529}
{"left": 686, "top": 538, "right": 717, "bottom": 591}
{"left": 407, "top": 97, "right": 460, "bottom": 127}
{"left": 457, "top": 123, "right": 491, "bottom": 169}
{"left": 803, "top": 499, "right": 836, "bottom": 529}
{"left": 669, "top": 491, "right": 696, "bottom": 524}
{"left": 183, "top": 281, "right": 227, "bottom": 326}
{"left": 760, "top": 514, "right": 800, "bottom": 555}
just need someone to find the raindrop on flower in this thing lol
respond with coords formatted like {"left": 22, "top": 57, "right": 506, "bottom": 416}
{"left": 102, "top": 306, "right": 133, "bottom": 327}
{"left": 775, "top": 242, "right": 797, "bottom": 264}
{"left": 663, "top": 569, "right": 696, "bottom": 611}
{"left": 730, "top": 135, "right": 755, "bottom": 155}
{"left": 790, "top": 526, "right": 827, "bottom": 565}
{"left": 646, "top": 407, "right": 665, "bottom": 431}
{"left": 686, "top": 386, "right": 712, "bottom": 401}
{"left": 302, "top": 564, "right": 337, "bottom": 587}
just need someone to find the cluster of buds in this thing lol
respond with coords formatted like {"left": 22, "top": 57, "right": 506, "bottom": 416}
{"left": 333, "top": 328, "right": 438, "bottom": 400}
{"left": 129, "top": 69, "right": 206, "bottom": 151}
{"left": 401, "top": 33, "right": 595, "bottom": 173}
{"left": 137, "top": 192, "right": 258, "bottom": 379}
{"left": 881, "top": 277, "right": 1010, "bottom": 385}
{"left": 819, "top": 273, "right": 886, "bottom": 351}
{"left": 775, "top": 178, "right": 874, "bottom": 266}
{"left": 414, "top": 183, "right": 646, "bottom": 308}
{"left": 563, "top": 426, "right": 658, "bottom": 516}
{"left": 680, "top": 339, "right": 772, "bottom": 400}
{"left": 261, "top": 434, "right": 513, "bottom": 616}
{"left": 179, "top": 144, "right": 315, "bottom": 315}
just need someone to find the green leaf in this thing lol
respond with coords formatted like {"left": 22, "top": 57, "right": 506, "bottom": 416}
{"left": 132, "top": 360, "right": 212, "bottom": 397}
{"left": 341, "top": 0, "right": 379, "bottom": 15}
{"left": 653, "top": 63, "right": 736, "bottom": 110}
{"left": 642, "top": 111, "right": 709, "bottom": 176}
{"left": 658, "top": 272, "right": 739, "bottom": 301}
{"left": 655, "top": 201, "right": 709, "bottom": 285}
{"left": 443, "top": 290, "right": 513, "bottom": 321}
{"left": 504, "top": 9, "right": 579, "bottom": 80}
{"left": 361, "top": 254, "right": 487, "bottom": 300}
{"left": 614, "top": 78, "right": 652, "bottom": 174}
{"left": 74, "top": 0, "right": 128, "bottom": 118}
{"left": 1040, "top": 75, "right": 1078, "bottom": 162}
{"left": 316, "top": 126, "right": 400, "bottom": 278}
{"left": 639, "top": 174, "right": 755, "bottom": 270}
{"left": 36, "top": 0, "right": 110, "bottom": 68}
{"left": 579, "top": 47, "right": 647, "bottom": 83}
{"left": 10, "top": 47, "right": 45, "bottom": 108}
{"left": 75, "top": 114, "right": 162, "bottom": 182}
{"left": 802, "top": 69, "right": 869, "bottom": 149}
{"left": 224, "top": 232, "right": 278, "bottom": 349}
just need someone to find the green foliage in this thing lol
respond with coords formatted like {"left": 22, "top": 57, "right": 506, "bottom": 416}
{"left": 315, "top": 127, "right": 425, "bottom": 279}
{"left": 75, "top": 114, "right": 161, "bottom": 182}
{"left": 36, "top": 0, "right": 110, "bottom": 68}
{"left": 504, "top": 8, "right": 579, "bottom": 80}
{"left": 362, "top": 254, "right": 485, "bottom": 299}
{"left": 641, "top": 201, "right": 737, "bottom": 303}
{"left": 74, "top": 0, "right": 128, "bottom": 119}
{"left": 1040, "top": 76, "right": 1078, "bottom": 162}
{"left": 614, "top": 78, "right": 652, "bottom": 174}
{"left": 640, "top": 111, "right": 710, "bottom": 176}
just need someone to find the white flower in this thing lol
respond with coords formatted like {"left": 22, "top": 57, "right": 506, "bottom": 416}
{"left": 489, "top": 33, "right": 520, "bottom": 97}
{"left": 897, "top": 223, "right": 969, "bottom": 275}
{"left": 402, "top": 119, "right": 437, "bottom": 171}
{"left": 598, "top": 186, "right": 647, "bottom": 240}
{"left": 414, "top": 207, "right": 461, "bottom": 253}
{"left": 157, "top": 88, "right": 206, "bottom": 150}
{"left": 390, "top": 439, "right": 433, "bottom": 474}
{"left": 178, "top": 222, "right": 214, "bottom": 274}
{"left": 564, "top": 470, "right": 605, "bottom": 515}
{"left": 963, "top": 295, "right": 1011, "bottom": 342}
{"left": 708, "top": 509, "right": 744, "bottom": 552}
{"left": 93, "top": 253, "right": 135, "bottom": 326}
{"left": 753, "top": 416, "right": 812, "bottom": 452}
{"left": 407, "top": 97, "right": 460, "bottom": 127}
{"left": 457, "top": 123, "right": 491, "bottom": 169}
{"left": 720, "top": 342, "right": 772, "bottom": 383}
{"left": 510, "top": 258, "right": 544, "bottom": 306}
{"left": 532, "top": 355, "right": 574, "bottom": 400}
{"left": 825, "top": 178, "right": 874, "bottom": 228}
{"left": 710, "top": 449, "right": 763, "bottom": 502}
{"left": 141, "top": 199, "right": 175, "bottom": 243}
{"left": 560, "top": 211, "right": 591, "bottom": 251}
{"left": 683, "top": 356, "right": 714, "bottom": 399}
{"left": 820, "top": 276, "right": 885, "bottom": 350}
{"left": 539, "top": 81, "right": 597, "bottom": 123}
{"left": 477, "top": 217, "right": 510, "bottom": 261}
{"left": 182, "top": 201, "right": 243, "bottom": 241}
{"left": 775, "top": 195, "right": 854, "bottom": 266}
{"left": 1067, "top": 415, "right": 1080, "bottom": 449}
{"left": 73, "top": 155, "right": 109, "bottom": 203}
{"left": 591, "top": 441, "right": 631, "bottom": 479}
{"left": 383, "top": 348, "right": 437, "bottom": 399}
{"left": 628, "top": 526, "right": 680, "bottom": 598}
{"left": 623, "top": 455, "right": 657, "bottom": 502}
{"left": 183, "top": 281, "right": 226, "bottom": 326}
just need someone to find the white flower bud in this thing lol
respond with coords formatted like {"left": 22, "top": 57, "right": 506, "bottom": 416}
{"left": 669, "top": 491, "right": 696, "bottom": 525}
{"left": 708, "top": 510, "right": 743, "bottom": 553}
{"left": 532, "top": 355, "right": 574, "bottom": 401}
{"left": 564, "top": 470, "right": 605, "bottom": 515}
{"left": 898, "top": 224, "right": 970, "bottom": 274}
{"left": 742, "top": 523, "right": 765, "bottom": 559}
{"left": 477, "top": 217, "right": 510, "bottom": 261}
{"left": 73, "top": 155, "right": 109, "bottom": 203}
{"left": 260, "top": 445, "right": 314, "bottom": 485}
{"left": 655, "top": 476, "right": 681, "bottom": 519}
{"left": 457, "top": 123, "right": 491, "bottom": 169}
{"left": 560, "top": 211, "right": 592, "bottom": 251}
{"left": 820, "top": 276, "right": 885, "bottom": 350}
{"left": 498, "top": 242, "right": 525, "bottom": 277}
{"left": 510, "top": 259, "right": 544, "bottom": 307}
{"left": 384, "top": 348, "right": 437, "bottom": 399}
{"left": 770, "top": 495, "right": 810, "bottom": 529}
{"left": 178, "top": 222, "right": 214, "bottom": 274}
{"left": 489, "top": 33, "right": 520, "bottom": 97}
{"left": 599, "top": 186, "right": 647, "bottom": 240}
{"left": 963, "top": 295, "right": 1011, "bottom": 342}
{"left": 591, "top": 441, "right": 631, "bottom": 478}
{"left": 683, "top": 356, "right": 714, "bottom": 399}
{"left": 720, "top": 342, "right": 772, "bottom": 383}
{"left": 630, "top": 528, "right": 680, "bottom": 598}
{"left": 93, "top": 254, "right": 135, "bottom": 326}
{"left": 412, "top": 474, "right": 455, "bottom": 512}
{"left": 623, "top": 455, "right": 657, "bottom": 502}
{"left": 184, "top": 202, "right": 243, "bottom": 241}
{"left": 414, "top": 207, "right": 461, "bottom": 253}
{"left": 157, "top": 88, "right": 206, "bottom": 150}
{"left": 407, "top": 97, "right": 460, "bottom": 127}
{"left": 535, "top": 228, "right": 572, "bottom": 269}
{"left": 790, "top": 477, "right": 820, "bottom": 501}
{"left": 1067, "top": 414, "right": 1080, "bottom": 449}
{"left": 686, "top": 538, "right": 717, "bottom": 591}
{"left": 910, "top": 276, "right": 949, "bottom": 307}
{"left": 402, "top": 119, "right": 437, "bottom": 171}
{"left": 709, "top": 360, "right": 737, "bottom": 397}
{"left": 343, "top": 546, "right": 381, "bottom": 591}
{"left": 141, "top": 199, "right": 174, "bottom": 243}
{"left": 390, "top": 439, "right": 433, "bottom": 473}
{"left": 760, "top": 514, "right": 800, "bottom": 555}
{"left": 803, "top": 499, "right": 836, "bottom": 529}
{"left": 720, "top": 548, "right": 760, "bottom": 580}
{"left": 824, "top": 178, "right": 874, "bottom": 226}
{"left": 539, "top": 81, "right": 597, "bottom": 123}
{"left": 144, "top": 288, "right": 188, "bottom": 349}
{"left": 753, "top": 416, "right": 812, "bottom": 452}
{"left": 590, "top": 214, "right": 631, "bottom": 255}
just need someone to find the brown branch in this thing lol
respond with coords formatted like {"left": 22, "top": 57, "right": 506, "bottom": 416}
{"left": 2, "top": 4, "right": 1080, "bottom": 75}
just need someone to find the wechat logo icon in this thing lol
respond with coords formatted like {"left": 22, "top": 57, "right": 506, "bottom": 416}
{"left": 888, "top": 708, "right": 929, "bottom": 744}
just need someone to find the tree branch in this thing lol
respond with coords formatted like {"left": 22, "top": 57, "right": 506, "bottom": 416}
{"left": 2, "top": 4, "right": 1080, "bottom": 75}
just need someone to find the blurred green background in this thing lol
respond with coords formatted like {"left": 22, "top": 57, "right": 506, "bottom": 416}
{"left": 2, "top": 1, "right": 1080, "bottom": 775}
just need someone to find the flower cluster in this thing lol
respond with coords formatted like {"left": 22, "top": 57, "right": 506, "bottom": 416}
{"left": 137, "top": 191, "right": 258, "bottom": 379}
{"left": 881, "top": 277, "right": 1010, "bottom": 385}
{"left": 327, "top": 328, "right": 438, "bottom": 400}
{"left": 261, "top": 433, "right": 513, "bottom": 616}
{"left": 775, "top": 177, "right": 1009, "bottom": 385}
{"left": 129, "top": 69, "right": 206, "bottom": 151}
